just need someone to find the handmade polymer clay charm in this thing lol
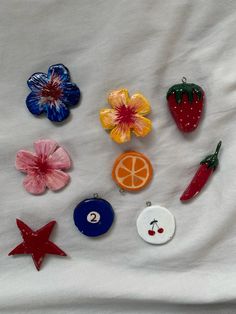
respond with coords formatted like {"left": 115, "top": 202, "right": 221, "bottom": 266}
{"left": 9, "top": 219, "right": 67, "bottom": 271}
{"left": 73, "top": 195, "right": 114, "bottom": 237}
{"left": 112, "top": 151, "right": 153, "bottom": 192}
{"left": 100, "top": 89, "right": 152, "bottom": 143}
{"left": 180, "top": 141, "right": 222, "bottom": 202}
{"left": 166, "top": 77, "right": 204, "bottom": 132}
{"left": 26, "top": 64, "right": 80, "bottom": 122}
{"left": 15, "top": 139, "right": 71, "bottom": 195}
{"left": 137, "top": 203, "right": 176, "bottom": 245}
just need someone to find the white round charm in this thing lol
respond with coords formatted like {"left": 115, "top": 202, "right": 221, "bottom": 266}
{"left": 136, "top": 205, "right": 175, "bottom": 244}
{"left": 87, "top": 211, "right": 101, "bottom": 224}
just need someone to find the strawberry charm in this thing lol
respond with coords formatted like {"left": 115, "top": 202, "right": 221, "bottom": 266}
{"left": 167, "top": 77, "right": 204, "bottom": 132}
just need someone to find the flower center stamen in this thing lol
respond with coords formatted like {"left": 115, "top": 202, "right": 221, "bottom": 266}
{"left": 115, "top": 104, "right": 137, "bottom": 125}
{"left": 41, "top": 80, "right": 62, "bottom": 104}
{"left": 36, "top": 158, "right": 49, "bottom": 175}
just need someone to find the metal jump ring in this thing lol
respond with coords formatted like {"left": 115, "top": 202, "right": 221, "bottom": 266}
{"left": 119, "top": 188, "right": 125, "bottom": 195}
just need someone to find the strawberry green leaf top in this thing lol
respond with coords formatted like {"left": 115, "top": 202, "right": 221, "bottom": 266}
{"left": 167, "top": 77, "right": 204, "bottom": 104}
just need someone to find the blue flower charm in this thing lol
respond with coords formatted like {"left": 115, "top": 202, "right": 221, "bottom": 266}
{"left": 26, "top": 64, "right": 80, "bottom": 122}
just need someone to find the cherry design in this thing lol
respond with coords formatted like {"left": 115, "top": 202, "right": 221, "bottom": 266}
{"left": 148, "top": 229, "right": 155, "bottom": 236}
{"left": 148, "top": 219, "right": 164, "bottom": 236}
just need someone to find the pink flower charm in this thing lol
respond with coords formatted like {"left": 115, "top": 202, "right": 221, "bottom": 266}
{"left": 15, "top": 139, "right": 71, "bottom": 195}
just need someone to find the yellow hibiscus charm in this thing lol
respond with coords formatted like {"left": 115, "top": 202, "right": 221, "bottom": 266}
{"left": 100, "top": 89, "right": 152, "bottom": 144}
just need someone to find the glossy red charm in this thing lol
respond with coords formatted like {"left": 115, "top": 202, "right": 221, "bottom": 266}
{"left": 167, "top": 77, "right": 204, "bottom": 132}
{"left": 9, "top": 219, "right": 67, "bottom": 271}
{"left": 180, "top": 141, "right": 222, "bottom": 202}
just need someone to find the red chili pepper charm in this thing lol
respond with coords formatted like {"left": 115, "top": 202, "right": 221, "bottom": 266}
{"left": 180, "top": 141, "right": 222, "bottom": 202}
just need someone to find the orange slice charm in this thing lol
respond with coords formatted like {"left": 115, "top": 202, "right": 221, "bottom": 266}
{"left": 112, "top": 151, "right": 153, "bottom": 192}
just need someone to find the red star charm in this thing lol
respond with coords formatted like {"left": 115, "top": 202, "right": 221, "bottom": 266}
{"left": 9, "top": 219, "right": 67, "bottom": 271}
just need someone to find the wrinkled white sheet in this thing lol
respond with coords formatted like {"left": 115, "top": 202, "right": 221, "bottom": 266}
{"left": 1, "top": 0, "right": 236, "bottom": 313}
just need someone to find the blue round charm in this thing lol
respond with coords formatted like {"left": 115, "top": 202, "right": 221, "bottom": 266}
{"left": 73, "top": 198, "right": 114, "bottom": 237}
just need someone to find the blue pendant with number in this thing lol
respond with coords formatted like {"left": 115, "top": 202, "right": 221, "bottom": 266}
{"left": 73, "top": 197, "right": 114, "bottom": 237}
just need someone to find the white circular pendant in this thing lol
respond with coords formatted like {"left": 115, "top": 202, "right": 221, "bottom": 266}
{"left": 136, "top": 205, "right": 175, "bottom": 244}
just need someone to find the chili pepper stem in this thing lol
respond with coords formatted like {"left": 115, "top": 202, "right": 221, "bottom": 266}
{"left": 214, "top": 141, "right": 222, "bottom": 157}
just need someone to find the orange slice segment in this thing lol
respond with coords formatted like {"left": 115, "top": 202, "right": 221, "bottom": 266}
{"left": 117, "top": 167, "right": 130, "bottom": 178}
{"left": 134, "top": 158, "right": 145, "bottom": 171}
{"left": 112, "top": 151, "right": 153, "bottom": 191}
{"left": 122, "top": 156, "right": 133, "bottom": 170}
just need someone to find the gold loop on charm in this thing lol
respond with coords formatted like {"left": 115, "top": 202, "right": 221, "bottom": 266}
{"left": 119, "top": 188, "right": 126, "bottom": 195}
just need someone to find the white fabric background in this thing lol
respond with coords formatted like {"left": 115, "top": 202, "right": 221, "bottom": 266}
{"left": 1, "top": 0, "right": 236, "bottom": 313}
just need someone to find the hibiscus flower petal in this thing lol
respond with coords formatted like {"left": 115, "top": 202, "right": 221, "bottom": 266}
{"left": 45, "top": 170, "right": 70, "bottom": 191}
{"left": 15, "top": 150, "right": 38, "bottom": 172}
{"left": 132, "top": 115, "right": 152, "bottom": 137}
{"left": 34, "top": 139, "right": 58, "bottom": 158}
{"left": 129, "top": 93, "right": 151, "bottom": 115}
{"left": 27, "top": 72, "right": 48, "bottom": 92}
{"left": 108, "top": 89, "right": 130, "bottom": 109}
{"left": 47, "top": 147, "right": 71, "bottom": 170}
{"left": 26, "top": 92, "right": 45, "bottom": 115}
{"left": 100, "top": 108, "right": 116, "bottom": 129}
{"left": 48, "top": 64, "right": 70, "bottom": 83}
{"left": 45, "top": 101, "right": 70, "bottom": 122}
{"left": 61, "top": 82, "right": 80, "bottom": 106}
{"left": 23, "top": 173, "right": 46, "bottom": 195}
{"left": 110, "top": 125, "right": 131, "bottom": 143}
